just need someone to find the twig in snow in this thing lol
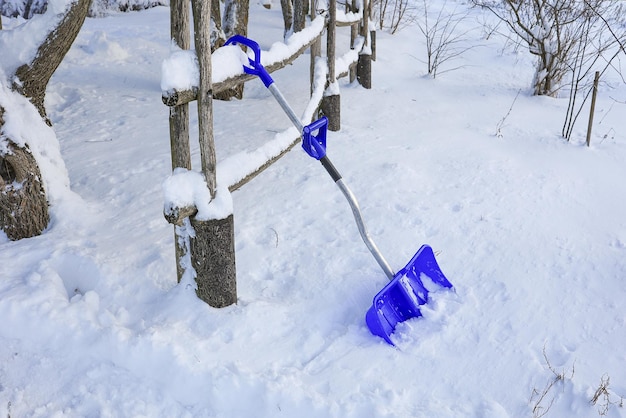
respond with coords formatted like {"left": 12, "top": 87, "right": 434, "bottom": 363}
{"left": 495, "top": 89, "right": 521, "bottom": 138}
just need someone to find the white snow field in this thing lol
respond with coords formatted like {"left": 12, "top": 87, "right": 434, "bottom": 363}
{"left": 1, "top": 2, "right": 626, "bottom": 417}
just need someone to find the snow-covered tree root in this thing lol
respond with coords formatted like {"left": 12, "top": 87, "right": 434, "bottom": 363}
{"left": 0, "top": 137, "right": 49, "bottom": 240}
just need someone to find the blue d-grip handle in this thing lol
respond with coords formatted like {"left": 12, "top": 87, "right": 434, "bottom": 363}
{"left": 302, "top": 117, "right": 328, "bottom": 160}
{"left": 224, "top": 35, "right": 274, "bottom": 88}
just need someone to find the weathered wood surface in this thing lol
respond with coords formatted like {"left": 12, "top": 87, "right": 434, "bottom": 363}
{"left": 323, "top": 0, "right": 340, "bottom": 131}
{"left": 356, "top": 0, "right": 372, "bottom": 89}
{"left": 169, "top": 0, "right": 193, "bottom": 282}
{"left": 0, "top": 138, "right": 49, "bottom": 240}
{"left": 164, "top": 204, "right": 198, "bottom": 226}
{"left": 219, "top": 0, "right": 250, "bottom": 100}
{"left": 192, "top": 0, "right": 217, "bottom": 197}
{"left": 357, "top": 53, "right": 372, "bottom": 89}
{"left": 190, "top": 215, "right": 237, "bottom": 307}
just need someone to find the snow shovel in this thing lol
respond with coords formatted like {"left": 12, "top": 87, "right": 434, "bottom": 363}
{"left": 225, "top": 35, "right": 453, "bottom": 345}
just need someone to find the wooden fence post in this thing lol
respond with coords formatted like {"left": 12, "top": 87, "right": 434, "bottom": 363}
{"left": 190, "top": 0, "right": 237, "bottom": 307}
{"left": 310, "top": 0, "right": 321, "bottom": 97}
{"left": 586, "top": 71, "right": 600, "bottom": 148}
{"left": 370, "top": 29, "right": 376, "bottom": 61}
{"left": 349, "top": 0, "right": 358, "bottom": 83}
{"left": 190, "top": 215, "right": 237, "bottom": 307}
{"left": 293, "top": 0, "right": 306, "bottom": 32}
{"left": 368, "top": 0, "right": 375, "bottom": 61}
{"left": 322, "top": 0, "right": 340, "bottom": 131}
{"left": 357, "top": 0, "right": 372, "bottom": 89}
{"left": 169, "top": 0, "right": 192, "bottom": 283}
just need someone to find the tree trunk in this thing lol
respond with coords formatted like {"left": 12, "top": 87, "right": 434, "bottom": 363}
{"left": 12, "top": 0, "right": 91, "bottom": 123}
{"left": 0, "top": 0, "right": 89, "bottom": 240}
{"left": 0, "top": 134, "right": 49, "bottom": 240}
{"left": 532, "top": 57, "right": 561, "bottom": 97}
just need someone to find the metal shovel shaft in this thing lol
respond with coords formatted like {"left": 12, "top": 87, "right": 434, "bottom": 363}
{"left": 334, "top": 178, "right": 396, "bottom": 280}
{"left": 268, "top": 84, "right": 304, "bottom": 132}
{"left": 268, "top": 83, "right": 396, "bottom": 280}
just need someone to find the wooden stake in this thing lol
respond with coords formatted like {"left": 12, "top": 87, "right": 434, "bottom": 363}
{"left": 190, "top": 0, "right": 237, "bottom": 307}
{"left": 169, "top": 0, "right": 192, "bottom": 282}
{"left": 357, "top": 54, "right": 372, "bottom": 89}
{"left": 190, "top": 215, "right": 237, "bottom": 307}
{"left": 192, "top": 0, "right": 217, "bottom": 198}
{"left": 370, "top": 30, "right": 376, "bottom": 61}
{"left": 586, "top": 71, "right": 600, "bottom": 148}
{"left": 310, "top": 1, "right": 321, "bottom": 97}
{"left": 356, "top": 0, "right": 371, "bottom": 89}
{"left": 349, "top": 0, "right": 357, "bottom": 83}
{"left": 322, "top": 0, "right": 341, "bottom": 131}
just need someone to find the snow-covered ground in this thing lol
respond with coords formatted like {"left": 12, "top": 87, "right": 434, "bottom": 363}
{"left": 1, "top": 2, "right": 626, "bottom": 417}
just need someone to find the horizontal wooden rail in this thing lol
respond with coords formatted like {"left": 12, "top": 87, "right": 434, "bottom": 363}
{"left": 162, "top": 27, "right": 325, "bottom": 107}
{"left": 336, "top": 10, "right": 361, "bottom": 26}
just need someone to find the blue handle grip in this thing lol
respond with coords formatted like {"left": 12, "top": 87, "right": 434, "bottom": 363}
{"left": 224, "top": 35, "right": 274, "bottom": 88}
{"left": 302, "top": 117, "right": 328, "bottom": 160}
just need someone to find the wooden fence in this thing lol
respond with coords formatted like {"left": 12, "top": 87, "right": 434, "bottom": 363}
{"left": 162, "top": 0, "right": 375, "bottom": 306}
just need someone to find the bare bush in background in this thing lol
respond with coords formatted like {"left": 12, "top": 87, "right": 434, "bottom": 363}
{"left": 373, "top": 0, "right": 417, "bottom": 33}
{"left": 472, "top": 0, "right": 623, "bottom": 97}
{"left": 561, "top": 0, "right": 626, "bottom": 140}
{"left": 417, "top": 0, "right": 475, "bottom": 77}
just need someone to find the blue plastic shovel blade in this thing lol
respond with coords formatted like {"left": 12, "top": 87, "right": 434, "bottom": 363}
{"left": 365, "top": 244, "right": 453, "bottom": 345}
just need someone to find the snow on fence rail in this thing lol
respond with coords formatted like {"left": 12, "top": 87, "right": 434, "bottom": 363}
{"left": 161, "top": 18, "right": 326, "bottom": 107}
